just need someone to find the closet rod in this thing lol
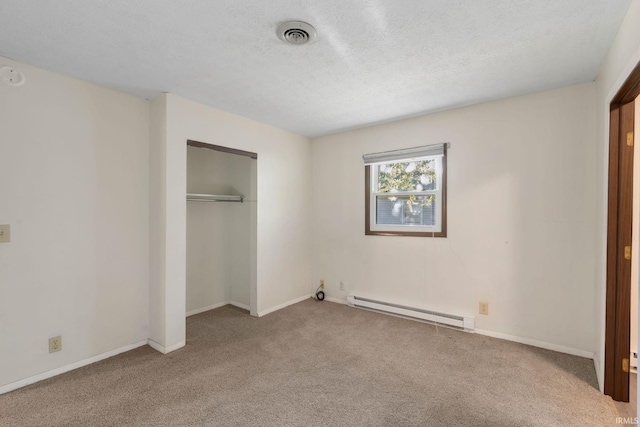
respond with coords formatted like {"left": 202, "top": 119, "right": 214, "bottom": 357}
{"left": 186, "top": 193, "right": 244, "bottom": 203}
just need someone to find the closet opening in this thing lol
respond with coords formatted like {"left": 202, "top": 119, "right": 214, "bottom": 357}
{"left": 185, "top": 140, "right": 258, "bottom": 318}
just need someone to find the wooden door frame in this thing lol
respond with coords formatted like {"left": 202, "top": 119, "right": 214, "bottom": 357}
{"left": 605, "top": 60, "right": 640, "bottom": 402}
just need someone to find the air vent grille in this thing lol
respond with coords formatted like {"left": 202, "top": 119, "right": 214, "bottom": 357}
{"left": 283, "top": 28, "right": 309, "bottom": 44}
{"left": 276, "top": 21, "right": 316, "bottom": 45}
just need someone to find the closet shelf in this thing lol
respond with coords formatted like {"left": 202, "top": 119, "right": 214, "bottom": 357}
{"left": 186, "top": 193, "right": 244, "bottom": 203}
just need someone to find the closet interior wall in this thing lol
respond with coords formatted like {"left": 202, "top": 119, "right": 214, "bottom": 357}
{"left": 186, "top": 145, "right": 256, "bottom": 315}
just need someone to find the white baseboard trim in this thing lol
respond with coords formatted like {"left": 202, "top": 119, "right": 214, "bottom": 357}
{"left": 186, "top": 302, "right": 228, "bottom": 317}
{"left": 475, "top": 329, "right": 595, "bottom": 359}
{"left": 594, "top": 354, "right": 604, "bottom": 392}
{"left": 187, "top": 301, "right": 252, "bottom": 317}
{"left": 0, "top": 340, "right": 148, "bottom": 395}
{"left": 324, "top": 296, "right": 348, "bottom": 305}
{"left": 229, "top": 300, "right": 251, "bottom": 311}
{"left": 258, "top": 294, "right": 312, "bottom": 317}
{"left": 147, "top": 339, "right": 185, "bottom": 355}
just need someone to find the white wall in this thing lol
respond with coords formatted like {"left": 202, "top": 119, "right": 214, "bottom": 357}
{"left": 149, "top": 93, "right": 187, "bottom": 352}
{"left": 0, "top": 57, "right": 150, "bottom": 389}
{"left": 149, "top": 94, "right": 167, "bottom": 348}
{"left": 312, "top": 83, "right": 598, "bottom": 354}
{"left": 594, "top": 0, "right": 640, "bottom": 390}
{"left": 186, "top": 147, "right": 255, "bottom": 313}
{"left": 149, "top": 93, "right": 311, "bottom": 348}
{"left": 228, "top": 155, "right": 256, "bottom": 307}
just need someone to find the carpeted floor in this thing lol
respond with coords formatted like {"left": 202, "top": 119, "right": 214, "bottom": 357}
{"left": 0, "top": 300, "right": 623, "bottom": 426}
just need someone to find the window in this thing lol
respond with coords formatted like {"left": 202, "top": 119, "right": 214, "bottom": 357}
{"left": 364, "top": 144, "right": 447, "bottom": 237}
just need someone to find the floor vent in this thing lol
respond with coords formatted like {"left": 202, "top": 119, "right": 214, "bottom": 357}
{"left": 347, "top": 294, "right": 474, "bottom": 332}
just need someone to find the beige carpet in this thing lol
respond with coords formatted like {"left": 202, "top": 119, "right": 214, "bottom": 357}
{"left": 0, "top": 300, "right": 622, "bottom": 426}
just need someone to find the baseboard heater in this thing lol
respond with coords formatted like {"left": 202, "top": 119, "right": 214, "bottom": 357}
{"left": 347, "top": 294, "right": 474, "bottom": 332}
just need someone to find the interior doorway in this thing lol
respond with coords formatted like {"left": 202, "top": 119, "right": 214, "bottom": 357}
{"left": 605, "top": 60, "right": 640, "bottom": 403}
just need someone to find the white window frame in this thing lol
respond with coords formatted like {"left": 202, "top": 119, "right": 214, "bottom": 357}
{"left": 364, "top": 143, "right": 447, "bottom": 237}
{"left": 369, "top": 156, "right": 443, "bottom": 233}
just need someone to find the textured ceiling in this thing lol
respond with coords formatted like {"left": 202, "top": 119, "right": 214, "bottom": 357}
{"left": 0, "top": 1, "right": 632, "bottom": 137}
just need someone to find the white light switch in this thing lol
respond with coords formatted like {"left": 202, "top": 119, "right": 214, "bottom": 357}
{"left": 0, "top": 224, "right": 11, "bottom": 242}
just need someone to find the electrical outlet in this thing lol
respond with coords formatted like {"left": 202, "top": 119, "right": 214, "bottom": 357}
{"left": 0, "top": 224, "right": 10, "bottom": 243}
{"left": 320, "top": 279, "right": 325, "bottom": 289}
{"left": 479, "top": 302, "right": 489, "bottom": 315}
{"left": 340, "top": 281, "right": 346, "bottom": 291}
{"left": 49, "top": 336, "right": 62, "bottom": 353}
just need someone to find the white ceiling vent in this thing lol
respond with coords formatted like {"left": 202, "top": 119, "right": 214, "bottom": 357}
{"left": 276, "top": 21, "right": 316, "bottom": 45}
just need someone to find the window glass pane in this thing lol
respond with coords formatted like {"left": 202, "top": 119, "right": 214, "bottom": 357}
{"left": 377, "top": 159, "right": 436, "bottom": 193}
{"left": 376, "top": 195, "right": 436, "bottom": 226}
